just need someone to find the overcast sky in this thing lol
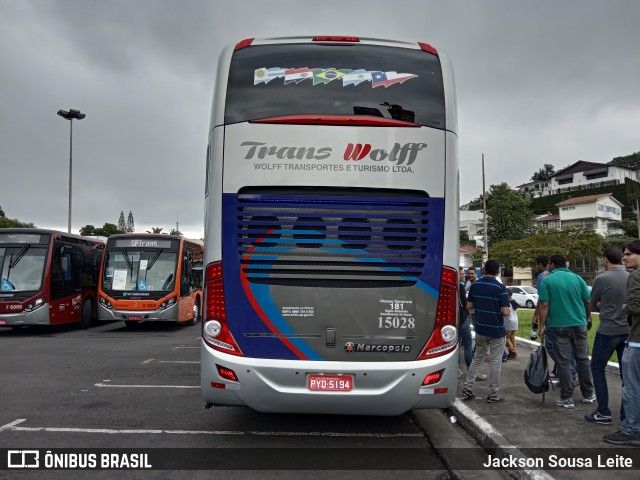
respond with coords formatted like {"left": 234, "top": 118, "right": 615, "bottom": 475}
{"left": 1, "top": 0, "right": 639, "bottom": 239}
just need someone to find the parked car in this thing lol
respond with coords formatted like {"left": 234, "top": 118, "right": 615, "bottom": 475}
{"left": 507, "top": 285, "right": 538, "bottom": 308}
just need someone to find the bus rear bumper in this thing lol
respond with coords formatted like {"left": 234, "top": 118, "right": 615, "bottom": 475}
{"left": 201, "top": 341, "right": 457, "bottom": 416}
{"left": 98, "top": 303, "right": 179, "bottom": 322}
{"left": 0, "top": 306, "right": 51, "bottom": 326}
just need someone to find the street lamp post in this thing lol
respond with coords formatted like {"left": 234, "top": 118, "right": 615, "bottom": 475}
{"left": 57, "top": 109, "right": 86, "bottom": 233}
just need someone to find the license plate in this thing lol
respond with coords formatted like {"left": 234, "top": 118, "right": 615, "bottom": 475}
{"left": 307, "top": 374, "right": 353, "bottom": 391}
{"left": 127, "top": 316, "right": 142, "bottom": 321}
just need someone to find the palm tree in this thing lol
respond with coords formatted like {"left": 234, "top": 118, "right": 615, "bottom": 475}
{"left": 146, "top": 227, "right": 163, "bottom": 234}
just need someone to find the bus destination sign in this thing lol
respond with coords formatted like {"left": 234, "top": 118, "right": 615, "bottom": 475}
{"left": 114, "top": 239, "right": 173, "bottom": 249}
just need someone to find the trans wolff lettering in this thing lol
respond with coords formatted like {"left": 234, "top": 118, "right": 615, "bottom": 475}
{"left": 240, "top": 141, "right": 427, "bottom": 166}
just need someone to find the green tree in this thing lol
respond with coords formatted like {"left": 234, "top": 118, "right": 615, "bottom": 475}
{"left": 531, "top": 164, "right": 555, "bottom": 183}
{"left": 169, "top": 228, "right": 182, "bottom": 236}
{"left": 459, "top": 230, "right": 475, "bottom": 246}
{"left": 79, "top": 225, "right": 96, "bottom": 236}
{"left": 491, "top": 228, "right": 603, "bottom": 273}
{"left": 610, "top": 151, "right": 640, "bottom": 170}
{"left": 486, "top": 183, "right": 535, "bottom": 244}
{"left": 93, "top": 223, "right": 125, "bottom": 237}
{"left": 126, "top": 211, "right": 135, "bottom": 233}
{"left": 464, "top": 194, "right": 484, "bottom": 211}
{"left": 0, "top": 217, "right": 35, "bottom": 228}
{"left": 117, "top": 211, "right": 126, "bottom": 231}
{"left": 147, "top": 227, "right": 163, "bottom": 234}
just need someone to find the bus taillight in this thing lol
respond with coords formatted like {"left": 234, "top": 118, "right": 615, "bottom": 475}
{"left": 203, "top": 261, "right": 243, "bottom": 356}
{"left": 234, "top": 38, "right": 254, "bottom": 51}
{"left": 417, "top": 266, "right": 458, "bottom": 360}
{"left": 418, "top": 42, "right": 438, "bottom": 56}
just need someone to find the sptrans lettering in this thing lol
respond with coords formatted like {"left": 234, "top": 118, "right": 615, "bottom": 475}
{"left": 240, "top": 141, "right": 427, "bottom": 165}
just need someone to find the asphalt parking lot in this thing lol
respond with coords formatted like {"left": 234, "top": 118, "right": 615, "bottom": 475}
{"left": 0, "top": 321, "right": 495, "bottom": 479}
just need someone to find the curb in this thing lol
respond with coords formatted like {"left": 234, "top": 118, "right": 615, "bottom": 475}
{"left": 449, "top": 399, "right": 554, "bottom": 480}
{"left": 450, "top": 336, "right": 621, "bottom": 480}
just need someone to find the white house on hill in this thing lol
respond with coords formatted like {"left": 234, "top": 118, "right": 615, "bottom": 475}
{"left": 555, "top": 193, "right": 624, "bottom": 236}
{"left": 518, "top": 160, "right": 638, "bottom": 197}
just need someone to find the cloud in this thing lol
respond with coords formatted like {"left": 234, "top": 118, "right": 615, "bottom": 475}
{"left": 1, "top": 0, "right": 639, "bottom": 233}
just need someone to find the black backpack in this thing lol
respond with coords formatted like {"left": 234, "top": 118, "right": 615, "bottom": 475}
{"left": 524, "top": 344, "right": 550, "bottom": 394}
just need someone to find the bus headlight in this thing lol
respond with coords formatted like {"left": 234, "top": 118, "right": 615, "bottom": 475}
{"left": 99, "top": 296, "right": 114, "bottom": 309}
{"left": 204, "top": 320, "right": 222, "bottom": 339}
{"left": 441, "top": 325, "right": 457, "bottom": 343}
{"left": 159, "top": 297, "right": 177, "bottom": 310}
{"left": 24, "top": 297, "right": 45, "bottom": 312}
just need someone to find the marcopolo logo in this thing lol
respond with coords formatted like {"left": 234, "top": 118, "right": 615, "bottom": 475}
{"left": 240, "top": 141, "right": 427, "bottom": 166}
{"left": 344, "top": 342, "right": 411, "bottom": 353}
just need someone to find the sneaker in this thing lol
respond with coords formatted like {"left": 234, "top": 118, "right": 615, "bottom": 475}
{"left": 582, "top": 394, "right": 596, "bottom": 403}
{"left": 476, "top": 373, "right": 488, "bottom": 381}
{"left": 486, "top": 393, "right": 507, "bottom": 403}
{"left": 555, "top": 398, "right": 575, "bottom": 409}
{"left": 585, "top": 411, "right": 613, "bottom": 425}
{"left": 461, "top": 388, "right": 475, "bottom": 400}
{"left": 603, "top": 431, "right": 640, "bottom": 446}
{"left": 508, "top": 352, "right": 517, "bottom": 359}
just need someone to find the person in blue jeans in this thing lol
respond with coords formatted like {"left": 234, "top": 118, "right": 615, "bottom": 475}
{"left": 603, "top": 239, "right": 640, "bottom": 446}
{"left": 586, "top": 246, "right": 629, "bottom": 425}
{"left": 458, "top": 268, "right": 473, "bottom": 374}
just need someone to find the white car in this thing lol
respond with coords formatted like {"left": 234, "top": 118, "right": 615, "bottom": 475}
{"left": 507, "top": 286, "right": 538, "bottom": 309}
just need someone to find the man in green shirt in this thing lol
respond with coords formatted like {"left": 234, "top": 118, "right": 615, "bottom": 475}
{"left": 538, "top": 254, "right": 595, "bottom": 409}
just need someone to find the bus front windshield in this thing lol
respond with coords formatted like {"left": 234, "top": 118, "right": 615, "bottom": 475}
{"left": 0, "top": 246, "right": 47, "bottom": 292}
{"left": 102, "top": 249, "right": 178, "bottom": 292}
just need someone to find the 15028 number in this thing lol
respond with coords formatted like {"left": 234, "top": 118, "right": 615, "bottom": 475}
{"left": 378, "top": 316, "right": 415, "bottom": 329}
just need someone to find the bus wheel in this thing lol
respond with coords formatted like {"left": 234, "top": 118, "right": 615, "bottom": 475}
{"left": 79, "top": 300, "right": 92, "bottom": 329}
{"left": 186, "top": 298, "right": 201, "bottom": 326}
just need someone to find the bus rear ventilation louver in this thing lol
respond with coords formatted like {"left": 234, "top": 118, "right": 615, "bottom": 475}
{"left": 235, "top": 189, "right": 430, "bottom": 288}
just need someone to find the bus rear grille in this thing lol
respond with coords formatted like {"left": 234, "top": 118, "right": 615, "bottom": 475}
{"left": 234, "top": 189, "right": 430, "bottom": 288}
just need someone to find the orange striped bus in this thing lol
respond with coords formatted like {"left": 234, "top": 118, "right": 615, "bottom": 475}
{"left": 98, "top": 234, "right": 203, "bottom": 328}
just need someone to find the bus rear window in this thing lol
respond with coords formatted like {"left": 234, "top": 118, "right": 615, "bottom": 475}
{"left": 224, "top": 44, "right": 445, "bottom": 129}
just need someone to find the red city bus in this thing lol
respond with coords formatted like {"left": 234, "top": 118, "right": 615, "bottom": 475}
{"left": 0, "top": 229, "right": 105, "bottom": 330}
{"left": 98, "top": 234, "right": 204, "bottom": 328}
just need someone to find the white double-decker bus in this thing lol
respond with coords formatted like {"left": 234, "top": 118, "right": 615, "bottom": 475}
{"left": 202, "top": 36, "right": 459, "bottom": 415}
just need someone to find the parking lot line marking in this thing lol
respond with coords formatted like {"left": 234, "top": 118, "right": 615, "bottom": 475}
{"left": 158, "top": 360, "right": 200, "bottom": 364}
{"left": 142, "top": 358, "right": 154, "bottom": 364}
{"left": 172, "top": 346, "right": 199, "bottom": 350}
{"left": 3, "top": 420, "right": 422, "bottom": 438}
{"left": 0, "top": 419, "right": 26, "bottom": 432}
{"left": 95, "top": 383, "right": 199, "bottom": 389}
